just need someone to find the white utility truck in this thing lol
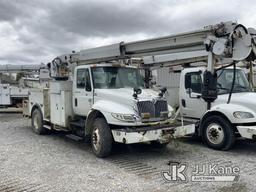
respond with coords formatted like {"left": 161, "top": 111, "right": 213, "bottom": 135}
{"left": 0, "top": 84, "right": 28, "bottom": 107}
{"left": 142, "top": 24, "right": 256, "bottom": 150}
{"left": 155, "top": 66, "right": 256, "bottom": 150}
{"left": 0, "top": 64, "right": 47, "bottom": 107}
{"left": 28, "top": 63, "right": 177, "bottom": 157}
{"left": 28, "top": 21, "right": 256, "bottom": 157}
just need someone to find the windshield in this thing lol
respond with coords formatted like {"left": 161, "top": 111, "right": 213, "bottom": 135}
{"left": 217, "top": 69, "right": 251, "bottom": 94}
{"left": 91, "top": 67, "right": 144, "bottom": 89}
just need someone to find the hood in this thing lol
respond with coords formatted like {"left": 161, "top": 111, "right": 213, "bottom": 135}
{"left": 94, "top": 88, "right": 161, "bottom": 105}
{"left": 214, "top": 92, "right": 256, "bottom": 112}
{"left": 95, "top": 88, "right": 159, "bottom": 100}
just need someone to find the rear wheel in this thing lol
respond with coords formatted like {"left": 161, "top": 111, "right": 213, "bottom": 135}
{"left": 201, "top": 115, "right": 236, "bottom": 150}
{"left": 31, "top": 108, "right": 47, "bottom": 135}
{"left": 91, "top": 118, "right": 113, "bottom": 158}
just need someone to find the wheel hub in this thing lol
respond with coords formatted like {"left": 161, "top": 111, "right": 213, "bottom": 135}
{"left": 206, "top": 123, "right": 224, "bottom": 145}
{"left": 92, "top": 127, "right": 100, "bottom": 151}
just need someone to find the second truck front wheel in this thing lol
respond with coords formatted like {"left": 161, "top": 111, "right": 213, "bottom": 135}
{"left": 201, "top": 115, "right": 236, "bottom": 150}
{"left": 91, "top": 118, "right": 113, "bottom": 158}
{"left": 31, "top": 108, "right": 47, "bottom": 135}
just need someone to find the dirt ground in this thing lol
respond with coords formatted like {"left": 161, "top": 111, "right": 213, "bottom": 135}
{"left": 0, "top": 113, "right": 255, "bottom": 192}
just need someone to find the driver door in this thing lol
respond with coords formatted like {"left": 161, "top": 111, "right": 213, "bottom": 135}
{"left": 180, "top": 71, "right": 207, "bottom": 119}
{"left": 73, "top": 67, "right": 93, "bottom": 116}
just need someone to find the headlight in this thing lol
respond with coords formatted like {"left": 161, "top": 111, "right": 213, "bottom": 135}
{"left": 111, "top": 113, "right": 139, "bottom": 122}
{"left": 167, "top": 105, "right": 174, "bottom": 118}
{"left": 233, "top": 111, "right": 254, "bottom": 119}
{"left": 168, "top": 110, "right": 175, "bottom": 118}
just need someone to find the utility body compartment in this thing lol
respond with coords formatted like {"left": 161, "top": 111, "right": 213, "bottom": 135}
{"left": 0, "top": 84, "right": 11, "bottom": 105}
{"left": 29, "top": 81, "right": 74, "bottom": 129}
{"left": 49, "top": 81, "right": 73, "bottom": 128}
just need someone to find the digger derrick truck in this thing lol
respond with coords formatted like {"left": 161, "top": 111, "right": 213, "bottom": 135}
{"left": 27, "top": 21, "right": 256, "bottom": 157}
{"left": 29, "top": 63, "right": 177, "bottom": 158}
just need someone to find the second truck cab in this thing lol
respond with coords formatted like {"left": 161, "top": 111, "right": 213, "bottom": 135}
{"left": 161, "top": 66, "right": 256, "bottom": 150}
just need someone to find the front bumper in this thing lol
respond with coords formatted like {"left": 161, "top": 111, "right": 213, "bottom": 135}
{"left": 111, "top": 123, "right": 174, "bottom": 144}
{"left": 237, "top": 125, "right": 256, "bottom": 139}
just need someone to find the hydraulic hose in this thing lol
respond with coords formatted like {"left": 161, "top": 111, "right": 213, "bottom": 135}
{"left": 227, "top": 63, "right": 236, "bottom": 104}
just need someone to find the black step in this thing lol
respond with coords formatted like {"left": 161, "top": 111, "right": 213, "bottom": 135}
{"left": 70, "top": 119, "right": 85, "bottom": 129}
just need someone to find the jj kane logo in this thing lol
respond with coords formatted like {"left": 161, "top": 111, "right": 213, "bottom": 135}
{"left": 162, "top": 162, "right": 240, "bottom": 182}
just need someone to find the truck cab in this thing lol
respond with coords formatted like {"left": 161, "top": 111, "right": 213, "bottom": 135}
{"left": 73, "top": 64, "right": 173, "bottom": 125}
{"left": 29, "top": 63, "right": 181, "bottom": 157}
{"left": 179, "top": 67, "right": 256, "bottom": 150}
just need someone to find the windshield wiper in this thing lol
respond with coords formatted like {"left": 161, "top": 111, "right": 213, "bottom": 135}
{"left": 234, "top": 84, "right": 248, "bottom": 89}
{"left": 217, "top": 83, "right": 229, "bottom": 91}
{"left": 218, "top": 87, "right": 229, "bottom": 90}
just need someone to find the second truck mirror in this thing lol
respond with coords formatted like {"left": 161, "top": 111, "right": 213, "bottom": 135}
{"left": 185, "top": 74, "right": 191, "bottom": 89}
{"left": 202, "top": 71, "right": 217, "bottom": 103}
{"left": 85, "top": 82, "right": 92, "bottom": 92}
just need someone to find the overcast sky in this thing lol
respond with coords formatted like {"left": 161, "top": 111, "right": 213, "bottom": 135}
{"left": 0, "top": 0, "right": 255, "bottom": 65}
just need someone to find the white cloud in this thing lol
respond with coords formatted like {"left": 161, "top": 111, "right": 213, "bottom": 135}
{"left": 0, "top": 0, "right": 255, "bottom": 65}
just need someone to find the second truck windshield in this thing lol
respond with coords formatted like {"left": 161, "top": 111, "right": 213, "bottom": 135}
{"left": 217, "top": 69, "right": 251, "bottom": 94}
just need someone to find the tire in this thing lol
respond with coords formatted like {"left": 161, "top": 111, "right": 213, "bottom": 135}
{"left": 31, "top": 108, "right": 47, "bottom": 135}
{"left": 201, "top": 115, "right": 236, "bottom": 150}
{"left": 151, "top": 141, "right": 170, "bottom": 148}
{"left": 91, "top": 118, "right": 113, "bottom": 158}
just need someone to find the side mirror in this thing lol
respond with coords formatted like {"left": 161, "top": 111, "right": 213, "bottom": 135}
{"left": 85, "top": 81, "right": 92, "bottom": 92}
{"left": 202, "top": 71, "right": 217, "bottom": 102}
{"left": 133, "top": 87, "right": 142, "bottom": 99}
{"left": 159, "top": 87, "right": 167, "bottom": 97}
{"left": 185, "top": 74, "right": 191, "bottom": 89}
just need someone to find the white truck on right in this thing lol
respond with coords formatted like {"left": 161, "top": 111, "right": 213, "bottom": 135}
{"left": 140, "top": 21, "right": 256, "bottom": 150}
{"left": 156, "top": 65, "right": 256, "bottom": 150}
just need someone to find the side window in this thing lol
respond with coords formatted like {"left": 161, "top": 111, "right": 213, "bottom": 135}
{"left": 76, "top": 68, "right": 92, "bottom": 91}
{"left": 185, "top": 72, "right": 202, "bottom": 93}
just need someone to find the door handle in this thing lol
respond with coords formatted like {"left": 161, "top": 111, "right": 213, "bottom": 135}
{"left": 75, "top": 98, "right": 77, "bottom": 107}
{"left": 181, "top": 99, "right": 186, "bottom": 107}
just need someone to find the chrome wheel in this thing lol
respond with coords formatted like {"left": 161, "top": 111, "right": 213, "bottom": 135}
{"left": 92, "top": 127, "right": 100, "bottom": 151}
{"left": 206, "top": 123, "right": 224, "bottom": 145}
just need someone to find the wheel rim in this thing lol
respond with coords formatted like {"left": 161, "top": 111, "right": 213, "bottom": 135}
{"left": 92, "top": 127, "right": 100, "bottom": 151}
{"left": 34, "top": 112, "right": 40, "bottom": 130}
{"left": 206, "top": 123, "right": 224, "bottom": 145}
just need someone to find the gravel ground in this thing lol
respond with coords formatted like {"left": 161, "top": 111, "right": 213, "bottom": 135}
{"left": 0, "top": 113, "right": 256, "bottom": 192}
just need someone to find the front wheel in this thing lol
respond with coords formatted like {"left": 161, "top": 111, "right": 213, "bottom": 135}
{"left": 91, "top": 118, "right": 113, "bottom": 158}
{"left": 201, "top": 115, "right": 236, "bottom": 150}
{"left": 31, "top": 108, "right": 47, "bottom": 135}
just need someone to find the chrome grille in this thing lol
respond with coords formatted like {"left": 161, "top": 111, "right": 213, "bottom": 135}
{"left": 137, "top": 101, "right": 155, "bottom": 117}
{"left": 137, "top": 99, "right": 168, "bottom": 118}
{"left": 155, "top": 100, "right": 168, "bottom": 117}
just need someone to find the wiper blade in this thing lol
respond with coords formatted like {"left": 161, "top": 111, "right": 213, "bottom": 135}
{"left": 235, "top": 85, "right": 248, "bottom": 89}
{"left": 217, "top": 87, "right": 229, "bottom": 90}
